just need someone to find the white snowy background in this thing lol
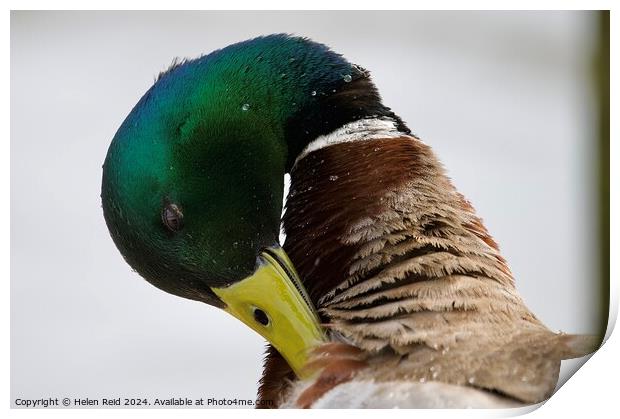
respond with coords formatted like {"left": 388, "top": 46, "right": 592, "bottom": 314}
{"left": 11, "top": 11, "right": 601, "bottom": 406}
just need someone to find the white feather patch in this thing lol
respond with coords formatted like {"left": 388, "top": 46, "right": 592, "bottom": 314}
{"left": 293, "top": 117, "right": 404, "bottom": 167}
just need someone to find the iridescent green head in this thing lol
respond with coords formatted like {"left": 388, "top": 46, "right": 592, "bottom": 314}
{"left": 101, "top": 34, "right": 405, "bottom": 375}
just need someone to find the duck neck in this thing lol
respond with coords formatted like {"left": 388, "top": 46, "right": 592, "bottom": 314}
{"left": 282, "top": 120, "right": 516, "bottom": 318}
{"left": 283, "top": 74, "right": 410, "bottom": 170}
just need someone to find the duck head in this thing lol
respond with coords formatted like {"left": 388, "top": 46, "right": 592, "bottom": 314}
{"left": 101, "top": 34, "right": 405, "bottom": 377}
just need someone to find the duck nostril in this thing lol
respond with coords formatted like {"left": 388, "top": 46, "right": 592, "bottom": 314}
{"left": 253, "top": 308, "right": 270, "bottom": 326}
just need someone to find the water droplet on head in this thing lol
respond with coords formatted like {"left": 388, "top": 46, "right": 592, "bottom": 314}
{"left": 241, "top": 103, "right": 250, "bottom": 111}
{"left": 343, "top": 74, "right": 352, "bottom": 83}
{"left": 311, "top": 90, "right": 317, "bottom": 96}
{"left": 329, "top": 175, "right": 339, "bottom": 181}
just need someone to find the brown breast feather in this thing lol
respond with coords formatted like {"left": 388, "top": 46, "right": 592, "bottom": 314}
{"left": 257, "top": 136, "right": 599, "bottom": 408}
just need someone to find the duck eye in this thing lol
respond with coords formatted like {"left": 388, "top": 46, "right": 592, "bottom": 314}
{"left": 162, "top": 203, "right": 184, "bottom": 232}
{"left": 253, "top": 307, "right": 270, "bottom": 326}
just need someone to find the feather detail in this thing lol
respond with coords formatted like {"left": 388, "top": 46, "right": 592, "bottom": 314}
{"left": 259, "top": 123, "right": 599, "bottom": 407}
{"left": 285, "top": 380, "right": 525, "bottom": 408}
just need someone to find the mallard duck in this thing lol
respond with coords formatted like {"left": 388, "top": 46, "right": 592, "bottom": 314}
{"left": 101, "top": 34, "right": 598, "bottom": 408}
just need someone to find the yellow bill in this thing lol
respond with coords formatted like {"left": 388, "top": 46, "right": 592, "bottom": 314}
{"left": 211, "top": 245, "right": 326, "bottom": 378}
